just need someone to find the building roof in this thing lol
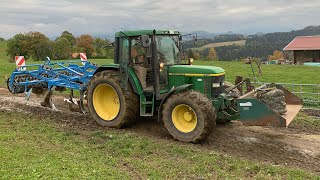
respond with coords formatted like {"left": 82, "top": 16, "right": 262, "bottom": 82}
{"left": 284, "top": 36, "right": 320, "bottom": 50}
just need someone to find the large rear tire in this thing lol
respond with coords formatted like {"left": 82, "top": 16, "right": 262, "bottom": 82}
{"left": 87, "top": 71, "right": 139, "bottom": 128}
{"left": 162, "top": 90, "right": 216, "bottom": 143}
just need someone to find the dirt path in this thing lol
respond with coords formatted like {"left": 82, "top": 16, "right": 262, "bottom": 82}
{"left": 0, "top": 88, "right": 319, "bottom": 174}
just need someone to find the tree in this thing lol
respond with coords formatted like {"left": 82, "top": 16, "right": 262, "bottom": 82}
{"left": 193, "top": 52, "right": 200, "bottom": 60}
{"left": 52, "top": 31, "right": 76, "bottom": 60}
{"left": 93, "top": 38, "right": 108, "bottom": 58}
{"left": 105, "top": 43, "right": 114, "bottom": 59}
{"left": 187, "top": 49, "right": 194, "bottom": 59}
{"left": 0, "top": 37, "right": 5, "bottom": 42}
{"left": 268, "top": 50, "right": 284, "bottom": 60}
{"left": 6, "top": 33, "right": 31, "bottom": 62}
{"left": 54, "top": 37, "right": 72, "bottom": 60}
{"left": 207, "top": 48, "right": 218, "bottom": 61}
{"left": 60, "top": 31, "right": 76, "bottom": 47}
{"left": 6, "top": 32, "right": 52, "bottom": 62}
{"left": 75, "top": 34, "right": 94, "bottom": 58}
{"left": 26, "top": 31, "right": 53, "bottom": 61}
{"left": 252, "top": 57, "right": 263, "bottom": 76}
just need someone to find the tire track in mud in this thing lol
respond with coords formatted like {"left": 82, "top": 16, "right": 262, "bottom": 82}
{"left": 0, "top": 89, "right": 319, "bottom": 174}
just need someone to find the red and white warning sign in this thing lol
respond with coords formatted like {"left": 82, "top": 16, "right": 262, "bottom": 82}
{"left": 80, "top": 53, "right": 87, "bottom": 61}
{"left": 15, "top": 56, "right": 26, "bottom": 71}
{"left": 80, "top": 53, "right": 87, "bottom": 65}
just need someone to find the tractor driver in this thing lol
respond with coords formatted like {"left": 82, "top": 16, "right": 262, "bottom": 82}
{"left": 135, "top": 54, "right": 149, "bottom": 67}
{"left": 132, "top": 48, "right": 149, "bottom": 89}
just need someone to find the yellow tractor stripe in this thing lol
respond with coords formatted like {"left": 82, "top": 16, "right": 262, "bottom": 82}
{"left": 169, "top": 72, "right": 225, "bottom": 77}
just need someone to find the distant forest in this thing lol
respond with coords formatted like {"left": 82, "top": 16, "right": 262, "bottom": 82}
{"left": 183, "top": 34, "right": 245, "bottom": 50}
{"left": 184, "top": 26, "right": 320, "bottom": 61}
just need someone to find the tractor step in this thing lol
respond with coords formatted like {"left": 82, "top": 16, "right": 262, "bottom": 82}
{"left": 140, "top": 113, "right": 154, "bottom": 117}
{"left": 141, "top": 102, "right": 153, "bottom": 105}
{"left": 139, "top": 93, "right": 155, "bottom": 116}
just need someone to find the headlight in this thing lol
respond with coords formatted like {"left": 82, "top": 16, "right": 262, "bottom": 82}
{"left": 189, "top": 58, "right": 193, "bottom": 65}
{"left": 212, "top": 83, "right": 220, "bottom": 88}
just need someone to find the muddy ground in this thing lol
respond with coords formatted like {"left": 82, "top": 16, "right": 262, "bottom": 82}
{"left": 0, "top": 88, "right": 319, "bottom": 174}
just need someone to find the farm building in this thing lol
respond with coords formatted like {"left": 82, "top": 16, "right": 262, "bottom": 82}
{"left": 284, "top": 36, "right": 320, "bottom": 64}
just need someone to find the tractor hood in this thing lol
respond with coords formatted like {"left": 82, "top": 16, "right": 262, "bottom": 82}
{"left": 169, "top": 65, "right": 225, "bottom": 76}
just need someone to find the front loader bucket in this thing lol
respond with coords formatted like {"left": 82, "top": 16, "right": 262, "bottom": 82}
{"left": 236, "top": 84, "right": 303, "bottom": 127}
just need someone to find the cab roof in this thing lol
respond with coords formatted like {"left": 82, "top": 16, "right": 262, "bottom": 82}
{"left": 115, "top": 30, "right": 180, "bottom": 37}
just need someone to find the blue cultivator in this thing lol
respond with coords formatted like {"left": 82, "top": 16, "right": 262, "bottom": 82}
{"left": 7, "top": 56, "right": 98, "bottom": 113}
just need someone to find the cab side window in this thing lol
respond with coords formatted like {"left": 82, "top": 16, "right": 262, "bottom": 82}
{"left": 119, "top": 38, "right": 129, "bottom": 64}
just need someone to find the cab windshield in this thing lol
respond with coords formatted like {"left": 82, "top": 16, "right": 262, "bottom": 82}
{"left": 156, "top": 35, "right": 181, "bottom": 64}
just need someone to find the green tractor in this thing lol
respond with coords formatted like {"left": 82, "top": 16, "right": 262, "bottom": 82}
{"left": 86, "top": 30, "right": 302, "bottom": 143}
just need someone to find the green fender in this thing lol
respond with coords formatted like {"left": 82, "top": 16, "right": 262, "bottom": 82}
{"left": 157, "top": 84, "right": 193, "bottom": 122}
{"left": 93, "top": 66, "right": 143, "bottom": 96}
{"left": 93, "top": 64, "right": 120, "bottom": 75}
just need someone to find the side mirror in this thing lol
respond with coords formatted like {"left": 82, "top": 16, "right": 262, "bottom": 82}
{"left": 193, "top": 34, "right": 197, "bottom": 46}
{"left": 141, "top": 35, "right": 150, "bottom": 48}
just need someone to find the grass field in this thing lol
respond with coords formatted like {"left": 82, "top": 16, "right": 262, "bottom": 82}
{"left": 0, "top": 112, "right": 318, "bottom": 179}
{"left": 190, "top": 40, "right": 246, "bottom": 51}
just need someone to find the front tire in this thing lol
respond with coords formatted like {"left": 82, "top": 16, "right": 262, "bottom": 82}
{"left": 87, "top": 71, "right": 139, "bottom": 128}
{"left": 162, "top": 90, "right": 216, "bottom": 143}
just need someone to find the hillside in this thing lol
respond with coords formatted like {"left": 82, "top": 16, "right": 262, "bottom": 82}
{"left": 189, "top": 25, "right": 320, "bottom": 61}
{"left": 190, "top": 40, "right": 246, "bottom": 51}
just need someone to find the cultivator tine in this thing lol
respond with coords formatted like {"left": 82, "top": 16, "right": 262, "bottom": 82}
{"left": 25, "top": 88, "right": 32, "bottom": 101}
{"left": 40, "top": 91, "right": 57, "bottom": 111}
{"left": 63, "top": 98, "right": 78, "bottom": 105}
{"left": 63, "top": 89, "right": 83, "bottom": 113}
{"left": 63, "top": 89, "right": 78, "bottom": 104}
{"left": 79, "top": 91, "right": 88, "bottom": 114}
{"left": 51, "top": 102, "right": 58, "bottom": 111}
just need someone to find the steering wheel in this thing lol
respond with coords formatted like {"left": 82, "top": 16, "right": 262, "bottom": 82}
{"left": 158, "top": 51, "right": 166, "bottom": 62}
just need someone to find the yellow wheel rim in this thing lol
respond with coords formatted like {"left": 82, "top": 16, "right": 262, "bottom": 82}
{"left": 172, "top": 104, "right": 197, "bottom": 133}
{"left": 93, "top": 84, "right": 120, "bottom": 121}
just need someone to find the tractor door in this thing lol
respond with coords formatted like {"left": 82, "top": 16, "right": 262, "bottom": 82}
{"left": 118, "top": 35, "right": 130, "bottom": 89}
{"left": 131, "top": 37, "right": 151, "bottom": 90}
{"left": 156, "top": 36, "right": 181, "bottom": 93}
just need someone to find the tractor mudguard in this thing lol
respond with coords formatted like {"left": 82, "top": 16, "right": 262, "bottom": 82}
{"left": 93, "top": 66, "right": 143, "bottom": 96}
{"left": 236, "top": 84, "right": 302, "bottom": 127}
{"left": 157, "top": 84, "right": 193, "bottom": 122}
{"left": 93, "top": 65, "right": 119, "bottom": 75}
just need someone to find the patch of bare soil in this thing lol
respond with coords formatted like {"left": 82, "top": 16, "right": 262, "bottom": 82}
{"left": 206, "top": 124, "right": 320, "bottom": 173}
{"left": 0, "top": 88, "right": 319, "bottom": 174}
{"left": 302, "top": 108, "right": 320, "bottom": 117}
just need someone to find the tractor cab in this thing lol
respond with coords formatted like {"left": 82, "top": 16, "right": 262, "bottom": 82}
{"left": 114, "top": 30, "right": 184, "bottom": 99}
{"left": 111, "top": 30, "right": 228, "bottom": 117}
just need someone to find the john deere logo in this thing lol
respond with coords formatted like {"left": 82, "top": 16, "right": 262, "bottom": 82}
{"left": 239, "top": 102, "right": 252, "bottom": 107}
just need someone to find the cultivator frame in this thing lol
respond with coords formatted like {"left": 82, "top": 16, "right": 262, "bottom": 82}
{"left": 8, "top": 58, "right": 97, "bottom": 93}
{"left": 7, "top": 57, "right": 98, "bottom": 113}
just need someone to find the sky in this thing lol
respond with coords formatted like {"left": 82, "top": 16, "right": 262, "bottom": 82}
{"left": 0, "top": 0, "right": 320, "bottom": 39}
